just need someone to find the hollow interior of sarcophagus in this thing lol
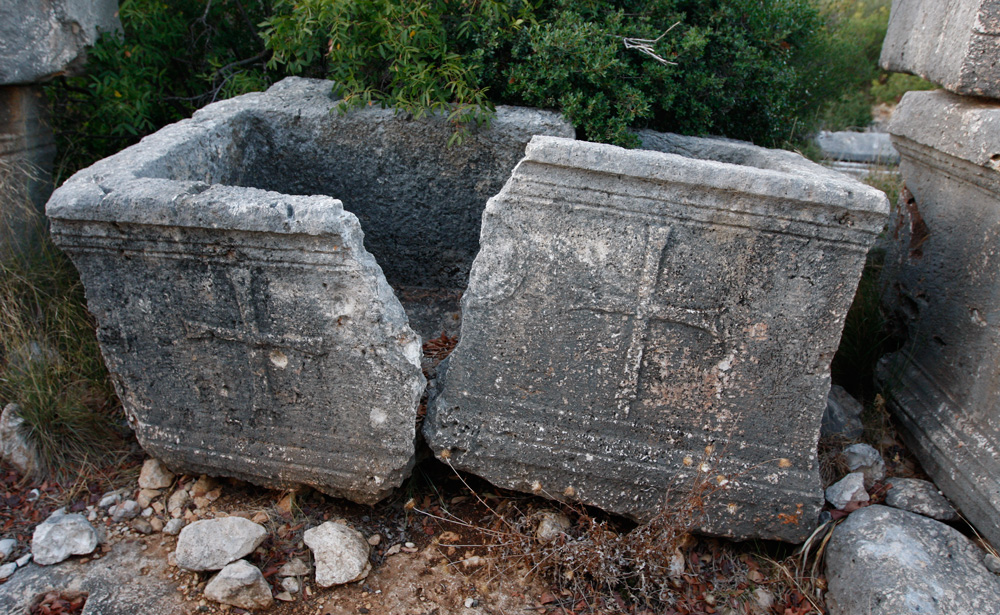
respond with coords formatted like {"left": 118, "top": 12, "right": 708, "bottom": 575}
{"left": 162, "top": 111, "right": 532, "bottom": 341}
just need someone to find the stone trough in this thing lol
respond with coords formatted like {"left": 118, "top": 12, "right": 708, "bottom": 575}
{"left": 48, "top": 77, "right": 888, "bottom": 541}
{"left": 46, "top": 77, "right": 572, "bottom": 504}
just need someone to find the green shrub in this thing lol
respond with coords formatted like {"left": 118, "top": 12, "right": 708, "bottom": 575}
{"left": 263, "top": 0, "right": 824, "bottom": 147}
{"left": 46, "top": 0, "right": 276, "bottom": 179}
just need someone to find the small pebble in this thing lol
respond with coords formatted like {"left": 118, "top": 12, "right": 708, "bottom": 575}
{"left": 0, "top": 562, "right": 17, "bottom": 579}
{"left": 16, "top": 554, "right": 31, "bottom": 567}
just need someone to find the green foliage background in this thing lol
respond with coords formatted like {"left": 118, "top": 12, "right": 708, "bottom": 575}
{"left": 46, "top": 0, "right": 918, "bottom": 173}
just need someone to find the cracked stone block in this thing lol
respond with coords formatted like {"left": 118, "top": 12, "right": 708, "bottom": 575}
{"left": 425, "top": 133, "right": 888, "bottom": 542}
{"left": 46, "top": 78, "right": 569, "bottom": 503}
{"left": 880, "top": 0, "right": 1000, "bottom": 99}
{"left": 879, "top": 89, "right": 1000, "bottom": 548}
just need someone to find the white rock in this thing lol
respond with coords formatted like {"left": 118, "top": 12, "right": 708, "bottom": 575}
{"left": 31, "top": 512, "right": 99, "bottom": 565}
{"left": 0, "top": 403, "right": 37, "bottom": 476}
{"left": 277, "top": 557, "right": 310, "bottom": 577}
{"left": 0, "top": 562, "right": 16, "bottom": 579}
{"left": 163, "top": 518, "right": 186, "bottom": 536}
{"left": 0, "top": 538, "right": 16, "bottom": 561}
{"left": 843, "top": 443, "right": 885, "bottom": 488}
{"left": 174, "top": 517, "right": 267, "bottom": 571}
{"left": 303, "top": 522, "right": 371, "bottom": 587}
{"left": 109, "top": 500, "right": 142, "bottom": 522}
{"left": 167, "top": 488, "right": 191, "bottom": 515}
{"left": 826, "top": 472, "right": 869, "bottom": 510}
{"left": 98, "top": 492, "right": 121, "bottom": 509}
{"left": 16, "top": 553, "right": 31, "bottom": 567}
{"left": 535, "top": 511, "right": 571, "bottom": 542}
{"left": 138, "top": 458, "right": 175, "bottom": 490}
{"left": 204, "top": 560, "right": 274, "bottom": 610}
{"left": 281, "top": 576, "right": 300, "bottom": 593}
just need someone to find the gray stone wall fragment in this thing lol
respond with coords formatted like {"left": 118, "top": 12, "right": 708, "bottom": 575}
{"left": 426, "top": 134, "right": 888, "bottom": 542}
{"left": 0, "top": 0, "right": 121, "bottom": 85}
{"left": 879, "top": 89, "right": 1000, "bottom": 548}
{"left": 880, "top": 0, "right": 1000, "bottom": 99}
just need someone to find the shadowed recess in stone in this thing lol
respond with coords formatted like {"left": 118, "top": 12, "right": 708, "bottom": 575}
{"left": 426, "top": 134, "right": 888, "bottom": 542}
{"left": 44, "top": 78, "right": 570, "bottom": 503}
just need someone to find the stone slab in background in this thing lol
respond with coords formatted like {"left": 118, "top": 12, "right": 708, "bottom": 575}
{"left": 825, "top": 505, "right": 1000, "bottom": 615}
{"left": 815, "top": 131, "right": 899, "bottom": 165}
{"left": 880, "top": 0, "right": 1000, "bottom": 99}
{"left": 0, "top": 0, "right": 121, "bottom": 85}
{"left": 879, "top": 89, "right": 1000, "bottom": 548}
{"left": 426, "top": 134, "right": 888, "bottom": 542}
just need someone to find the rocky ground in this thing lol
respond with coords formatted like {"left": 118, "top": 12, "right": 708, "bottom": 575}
{"left": 0, "top": 301, "right": 998, "bottom": 614}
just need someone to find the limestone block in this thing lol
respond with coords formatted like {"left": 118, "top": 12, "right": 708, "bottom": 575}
{"left": 880, "top": 89, "right": 1000, "bottom": 548}
{"left": 880, "top": 0, "right": 1000, "bottom": 98}
{"left": 426, "top": 133, "right": 888, "bottom": 542}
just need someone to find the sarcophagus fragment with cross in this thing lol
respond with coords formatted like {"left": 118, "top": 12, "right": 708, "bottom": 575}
{"left": 49, "top": 180, "right": 425, "bottom": 505}
{"left": 425, "top": 134, "right": 888, "bottom": 541}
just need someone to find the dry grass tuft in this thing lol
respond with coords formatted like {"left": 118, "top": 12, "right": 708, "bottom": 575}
{"left": 0, "top": 157, "right": 130, "bottom": 481}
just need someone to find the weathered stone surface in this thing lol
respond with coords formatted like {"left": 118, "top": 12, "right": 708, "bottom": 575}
{"left": 825, "top": 505, "right": 1000, "bottom": 614}
{"left": 885, "top": 478, "right": 959, "bottom": 521}
{"left": 0, "top": 540, "right": 184, "bottom": 615}
{"left": 879, "top": 89, "right": 1000, "bottom": 548}
{"left": 138, "top": 458, "right": 174, "bottom": 490}
{"left": 880, "top": 0, "right": 1000, "bottom": 99}
{"left": 204, "top": 560, "right": 274, "bottom": 610}
{"left": 426, "top": 133, "right": 888, "bottom": 542}
{"left": 304, "top": 522, "right": 371, "bottom": 587}
{"left": 30, "top": 512, "right": 98, "bottom": 566}
{"left": 816, "top": 131, "right": 899, "bottom": 164}
{"left": 174, "top": 517, "right": 267, "bottom": 572}
{"left": 0, "top": 403, "right": 37, "bottom": 477}
{"left": 47, "top": 78, "right": 570, "bottom": 502}
{"left": 0, "top": 0, "right": 121, "bottom": 85}
{"left": 821, "top": 385, "right": 864, "bottom": 439}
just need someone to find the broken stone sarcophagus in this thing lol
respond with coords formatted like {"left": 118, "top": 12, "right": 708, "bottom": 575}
{"left": 425, "top": 134, "right": 888, "bottom": 542}
{"left": 880, "top": 89, "right": 1000, "bottom": 548}
{"left": 880, "top": 0, "right": 1000, "bottom": 98}
{"left": 46, "top": 77, "right": 572, "bottom": 503}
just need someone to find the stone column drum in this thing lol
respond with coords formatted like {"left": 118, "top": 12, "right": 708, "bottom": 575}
{"left": 880, "top": 90, "right": 1000, "bottom": 548}
{"left": 426, "top": 134, "right": 888, "bottom": 542}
